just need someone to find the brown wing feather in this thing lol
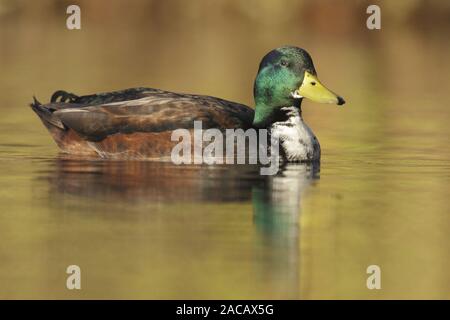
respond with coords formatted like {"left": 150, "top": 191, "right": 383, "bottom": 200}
{"left": 53, "top": 93, "right": 254, "bottom": 141}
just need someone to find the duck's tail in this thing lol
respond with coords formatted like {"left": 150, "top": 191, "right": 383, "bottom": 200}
{"left": 30, "top": 95, "right": 97, "bottom": 155}
{"left": 30, "top": 96, "right": 65, "bottom": 130}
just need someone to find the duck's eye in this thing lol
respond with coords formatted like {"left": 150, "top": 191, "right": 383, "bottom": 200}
{"left": 280, "top": 60, "right": 289, "bottom": 67}
{"left": 311, "top": 81, "right": 316, "bottom": 86}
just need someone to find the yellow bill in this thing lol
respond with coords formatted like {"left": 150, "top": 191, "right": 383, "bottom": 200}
{"left": 297, "top": 71, "right": 345, "bottom": 105}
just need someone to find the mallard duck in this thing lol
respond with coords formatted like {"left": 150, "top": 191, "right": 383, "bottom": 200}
{"left": 31, "top": 46, "right": 344, "bottom": 162}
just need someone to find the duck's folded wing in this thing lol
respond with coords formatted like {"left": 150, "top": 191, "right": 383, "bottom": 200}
{"left": 53, "top": 94, "right": 254, "bottom": 141}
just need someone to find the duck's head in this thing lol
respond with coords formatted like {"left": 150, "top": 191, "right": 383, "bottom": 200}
{"left": 253, "top": 46, "right": 345, "bottom": 128}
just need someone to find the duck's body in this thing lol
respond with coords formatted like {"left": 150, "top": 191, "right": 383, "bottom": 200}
{"left": 31, "top": 87, "right": 321, "bottom": 161}
{"left": 31, "top": 87, "right": 254, "bottom": 159}
{"left": 31, "top": 46, "right": 343, "bottom": 162}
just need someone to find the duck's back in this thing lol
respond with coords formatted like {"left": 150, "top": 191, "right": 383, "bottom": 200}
{"left": 31, "top": 87, "right": 254, "bottom": 159}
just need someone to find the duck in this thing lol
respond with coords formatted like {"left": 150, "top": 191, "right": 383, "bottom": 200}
{"left": 30, "top": 46, "right": 345, "bottom": 162}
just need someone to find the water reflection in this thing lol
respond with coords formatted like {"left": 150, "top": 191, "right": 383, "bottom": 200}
{"left": 42, "top": 157, "right": 319, "bottom": 297}
{"left": 45, "top": 158, "right": 319, "bottom": 206}
{"left": 252, "top": 163, "right": 319, "bottom": 297}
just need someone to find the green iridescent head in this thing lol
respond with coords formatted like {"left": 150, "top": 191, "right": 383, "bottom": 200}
{"left": 253, "top": 46, "right": 345, "bottom": 128}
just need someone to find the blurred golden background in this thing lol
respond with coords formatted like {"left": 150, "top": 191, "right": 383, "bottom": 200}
{"left": 0, "top": 0, "right": 449, "bottom": 299}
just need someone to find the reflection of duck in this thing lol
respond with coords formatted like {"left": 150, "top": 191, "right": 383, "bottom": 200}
{"left": 45, "top": 159, "right": 318, "bottom": 206}
{"left": 253, "top": 162, "right": 319, "bottom": 229}
{"left": 251, "top": 163, "right": 319, "bottom": 298}
{"left": 46, "top": 158, "right": 318, "bottom": 247}
{"left": 43, "top": 159, "right": 318, "bottom": 298}
{"left": 46, "top": 159, "right": 262, "bottom": 202}
{"left": 31, "top": 46, "right": 344, "bottom": 161}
